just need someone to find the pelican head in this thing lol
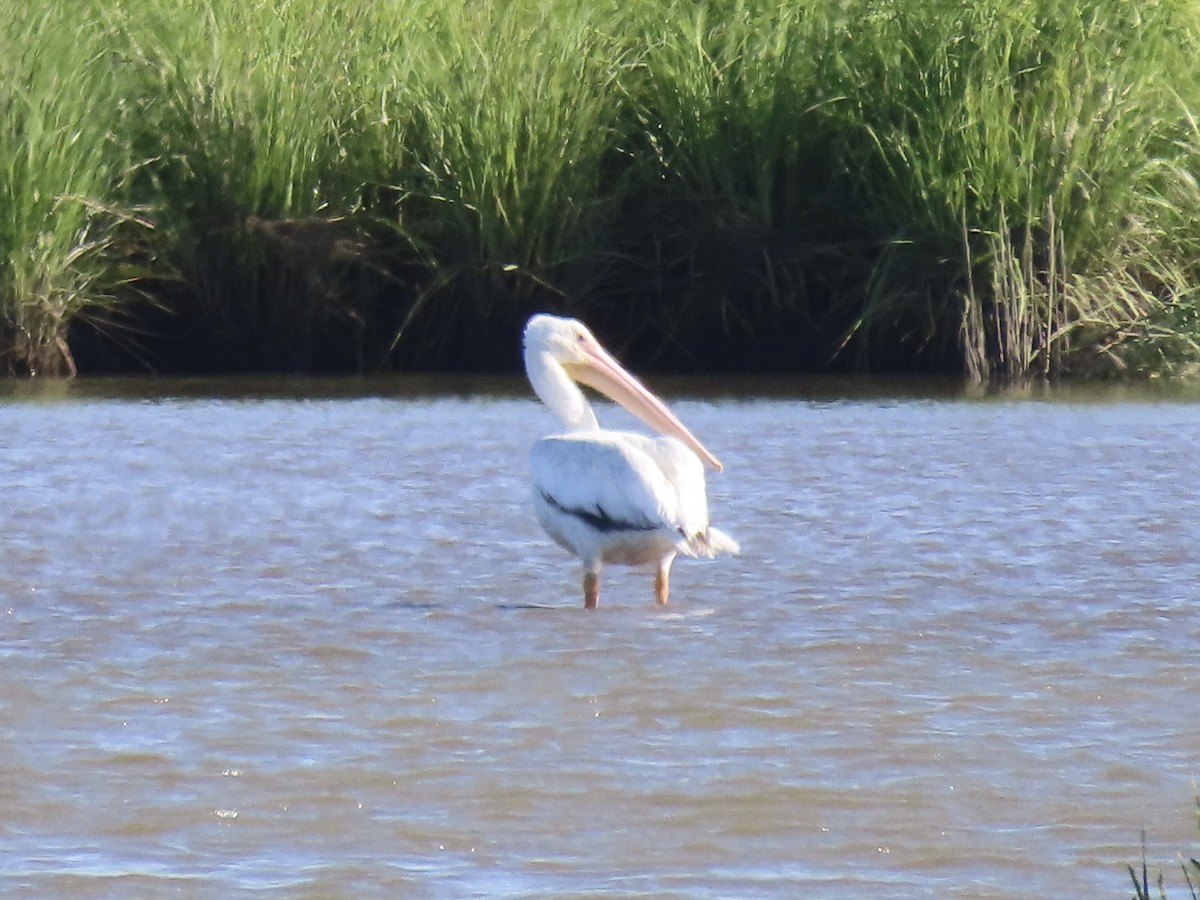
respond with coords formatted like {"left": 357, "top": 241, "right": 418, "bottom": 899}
{"left": 523, "top": 314, "right": 722, "bottom": 471}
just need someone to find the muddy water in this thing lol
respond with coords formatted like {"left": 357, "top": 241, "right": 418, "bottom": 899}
{"left": 0, "top": 377, "right": 1196, "bottom": 897}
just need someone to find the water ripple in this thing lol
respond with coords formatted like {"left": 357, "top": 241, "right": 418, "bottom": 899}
{"left": 0, "top": 384, "right": 1197, "bottom": 896}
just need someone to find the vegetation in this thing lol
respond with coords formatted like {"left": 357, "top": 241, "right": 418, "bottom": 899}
{"left": 3, "top": 0, "right": 1200, "bottom": 379}
{"left": 1128, "top": 801, "right": 1200, "bottom": 900}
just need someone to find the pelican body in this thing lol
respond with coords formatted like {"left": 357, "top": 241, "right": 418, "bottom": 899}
{"left": 523, "top": 314, "right": 738, "bottom": 609}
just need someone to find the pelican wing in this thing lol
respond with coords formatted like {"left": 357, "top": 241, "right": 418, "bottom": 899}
{"left": 530, "top": 433, "right": 680, "bottom": 537}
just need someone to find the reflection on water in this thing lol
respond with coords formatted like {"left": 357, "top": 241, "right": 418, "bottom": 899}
{"left": 0, "top": 376, "right": 1197, "bottom": 897}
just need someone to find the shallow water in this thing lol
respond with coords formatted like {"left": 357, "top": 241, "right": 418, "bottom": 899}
{"left": 0, "top": 376, "right": 1197, "bottom": 897}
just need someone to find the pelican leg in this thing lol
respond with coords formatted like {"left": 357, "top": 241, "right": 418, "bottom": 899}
{"left": 583, "top": 570, "right": 600, "bottom": 610}
{"left": 655, "top": 556, "right": 675, "bottom": 606}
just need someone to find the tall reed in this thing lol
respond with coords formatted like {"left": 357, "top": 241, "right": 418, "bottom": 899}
{"left": 0, "top": 5, "right": 135, "bottom": 375}
{"left": 830, "top": 0, "right": 1200, "bottom": 379}
{"left": 384, "top": 0, "right": 633, "bottom": 364}
{"left": 2, "top": 0, "right": 1200, "bottom": 378}
{"left": 614, "top": 1, "right": 852, "bottom": 363}
{"left": 109, "top": 0, "right": 405, "bottom": 371}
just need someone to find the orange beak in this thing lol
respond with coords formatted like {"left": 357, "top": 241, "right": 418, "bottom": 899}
{"left": 565, "top": 335, "right": 723, "bottom": 472}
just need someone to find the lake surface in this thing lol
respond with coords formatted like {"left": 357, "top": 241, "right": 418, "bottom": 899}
{"left": 0, "top": 376, "right": 1197, "bottom": 897}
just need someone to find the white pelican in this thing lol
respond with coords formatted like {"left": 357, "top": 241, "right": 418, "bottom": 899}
{"left": 523, "top": 313, "right": 739, "bottom": 609}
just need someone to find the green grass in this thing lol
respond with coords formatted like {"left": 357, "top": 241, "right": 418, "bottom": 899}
{"left": 829, "top": 0, "right": 1200, "bottom": 379}
{"left": 109, "top": 0, "right": 405, "bottom": 370}
{"left": 0, "top": 5, "right": 139, "bottom": 374}
{"left": 386, "top": 0, "right": 634, "bottom": 363}
{"left": 3, "top": 0, "right": 1200, "bottom": 378}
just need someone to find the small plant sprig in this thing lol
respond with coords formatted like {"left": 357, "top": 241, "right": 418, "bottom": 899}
{"left": 1129, "top": 799, "right": 1200, "bottom": 900}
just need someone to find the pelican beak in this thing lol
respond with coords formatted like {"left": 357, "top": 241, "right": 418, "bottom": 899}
{"left": 565, "top": 336, "right": 724, "bottom": 472}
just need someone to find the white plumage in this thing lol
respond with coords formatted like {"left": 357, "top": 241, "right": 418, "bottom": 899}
{"left": 523, "top": 314, "right": 738, "bottom": 608}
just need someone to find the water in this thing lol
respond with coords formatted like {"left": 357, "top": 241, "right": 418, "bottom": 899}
{"left": 1, "top": 376, "right": 1197, "bottom": 897}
